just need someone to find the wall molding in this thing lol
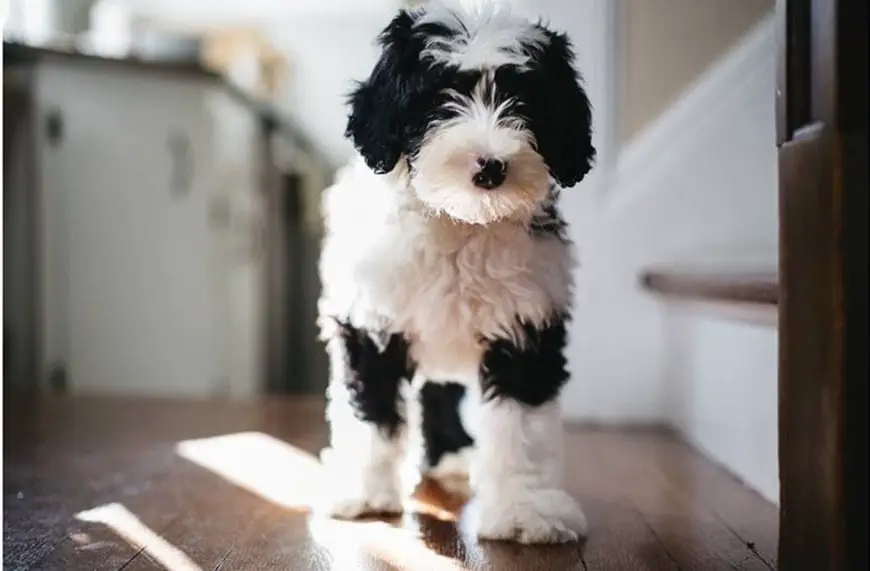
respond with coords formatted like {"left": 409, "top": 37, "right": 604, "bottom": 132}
{"left": 608, "top": 13, "right": 776, "bottom": 210}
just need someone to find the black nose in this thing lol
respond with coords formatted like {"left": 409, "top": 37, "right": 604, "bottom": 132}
{"left": 473, "top": 158, "right": 508, "bottom": 189}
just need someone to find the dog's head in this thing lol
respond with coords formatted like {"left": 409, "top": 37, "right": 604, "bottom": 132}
{"left": 346, "top": 1, "right": 595, "bottom": 224}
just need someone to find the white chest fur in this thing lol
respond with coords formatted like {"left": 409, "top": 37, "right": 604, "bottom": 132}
{"left": 319, "top": 160, "right": 575, "bottom": 381}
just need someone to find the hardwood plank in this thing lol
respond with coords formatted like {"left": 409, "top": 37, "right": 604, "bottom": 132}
{"left": 22, "top": 484, "right": 180, "bottom": 570}
{"left": 5, "top": 435, "right": 180, "bottom": 569}
{"left": 216, "top": 505, "right": 398, "bottom": 571}
{"left": 578, "top": 500, "right": 678, "bottom": 571}
{"left": 3, "top": 394, "right": 325, "bottom": 570}
{"left": 639, "top": 433, "right": 779, "bottom": 568}
{"left": 25, "top": 453, "right": 183, "bottom": 570}
{"left": 559, "top": 430, "right": 678, "bottom": 570}
{"left": 27, "top": 527, "right": 145, "bottom": 571}
{"left": 119, "top": 463, "right": 271, "bottom": 571}
{"left": 578, "top": 429, "right": 770, "bottom": 570}
{"left": 125, "top": 430, "right": 327, "bottom": 570}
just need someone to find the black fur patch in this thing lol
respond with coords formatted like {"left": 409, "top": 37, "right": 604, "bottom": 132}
{"left": 522, "top": 29, "right": 596, "bottom": 187}
{"left": 345, "top": 11, "right": 452, "bottom": 174}
{"left": 480, "top": 315, "right": 570, "bottom": 407}
{"left": 335, "top": 322, "right": 415, "bottom": 437}
{"left": 420, "top": 381, "right": 474, "bottom": 469}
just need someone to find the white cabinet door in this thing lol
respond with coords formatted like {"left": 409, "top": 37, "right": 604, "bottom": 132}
{"left": 205, "top": 90, "right": 267, "bottom": 397}
{"left": 37, "top": 63, "right": 219, "bottom": 397}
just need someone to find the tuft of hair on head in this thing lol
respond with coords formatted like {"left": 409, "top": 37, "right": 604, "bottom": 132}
{"left": 415, "top": 0, "right": 549, "bottom": 71}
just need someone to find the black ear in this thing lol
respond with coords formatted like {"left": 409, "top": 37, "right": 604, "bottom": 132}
{"left": 528, "top": 30, "right": 596, "bottom": 188}
{"left": 346, "top": 11, "right": 433, "bottom": 174}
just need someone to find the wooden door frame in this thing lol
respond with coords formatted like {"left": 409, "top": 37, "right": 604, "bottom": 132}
{"left": 776, "top": 0, "right": 868, "bottom": 568}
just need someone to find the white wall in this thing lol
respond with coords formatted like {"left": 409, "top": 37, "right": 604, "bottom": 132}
{"left": 618, "top": 0, "right": 773, "bottom": 143}
{"left": 265, "top": 15, "right": 391, "bottom": 167}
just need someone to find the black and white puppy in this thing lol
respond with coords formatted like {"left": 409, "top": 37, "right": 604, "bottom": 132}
{"left": 317, "top": 0, "right": 594, "bottom": 544}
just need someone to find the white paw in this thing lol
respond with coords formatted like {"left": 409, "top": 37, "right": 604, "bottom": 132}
{"left": 320, "top": 486, "right": 404, "bottom": 519}
{"left": 317, "top": 447, "right": 404, "bottom": 518}
{"left": 474, "top": 488, "right": 587, "bottom": 544}
{"left": 428, "top": 450, "right": 473, "bottom": 480}
{"left": 426, "top": 450, "right": 473, "bottom": 497}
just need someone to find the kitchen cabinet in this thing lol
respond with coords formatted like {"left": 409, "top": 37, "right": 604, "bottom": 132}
{"left": 25, "top": 57, "right": 268, "bottom": 397}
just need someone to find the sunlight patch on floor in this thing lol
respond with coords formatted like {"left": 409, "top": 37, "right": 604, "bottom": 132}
{"left": 309, "top": 515, "right": 468, "bottom": 571}
{"left": 175, "top": 432, "right": 322, "bottom": 511}
{"left": 174, "top": 431, "right": 471, "bottom": 570}
{"left": 75, "top": 503, "right": 201, "bottom": 571}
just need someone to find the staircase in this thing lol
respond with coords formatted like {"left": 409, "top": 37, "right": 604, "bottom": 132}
{"left": 642, "top": 266, "right": 779, "bottom": 504}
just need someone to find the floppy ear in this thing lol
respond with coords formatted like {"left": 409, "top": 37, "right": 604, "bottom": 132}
{"left": 345, "top": 11, "right": 430, "bottom": 174}
{"left": 528, "top": 30, "right": 596, "bottom": 188}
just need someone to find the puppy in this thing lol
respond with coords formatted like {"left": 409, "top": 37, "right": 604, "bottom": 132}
{"left": 317, "top": 0, "right": 595, "bottom": 544}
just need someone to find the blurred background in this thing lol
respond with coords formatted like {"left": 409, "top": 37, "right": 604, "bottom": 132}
{"left": 4, "top": 0, "right": 778, "bottom": 502}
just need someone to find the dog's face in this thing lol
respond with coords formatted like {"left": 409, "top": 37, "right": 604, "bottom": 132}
{"left": 346, "top": 2, "right": 595, "bottom": 224}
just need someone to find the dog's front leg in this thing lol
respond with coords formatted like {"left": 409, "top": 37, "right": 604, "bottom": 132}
{"left": 318, "top": 324, "right": 412, "bottom": 518}
{"left": 470, "top": 319, "right": 587, "bottom": 544}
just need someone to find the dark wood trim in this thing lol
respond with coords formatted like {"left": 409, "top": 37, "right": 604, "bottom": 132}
{"left": 640, "top": 268, "right": 779, "bottom": 306}
{"left": 776, "top": 0, "right": 868, "bottom": 569}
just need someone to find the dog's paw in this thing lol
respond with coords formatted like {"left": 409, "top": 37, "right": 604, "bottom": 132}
{"left": 428, "top": 449, "right": 472, "bottom": 480}
{"left": 319, "top": 486, "right": 404, "bottom": 519}
{"left": 474, "top": 488, "right": 587, "bottom": 544}
{"left": 317, "top": 447, "right": 404, "bottom": 519}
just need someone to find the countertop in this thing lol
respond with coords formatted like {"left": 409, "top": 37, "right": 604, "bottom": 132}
{"left": 3, "top": 39, "right": 326, "bottom": 162}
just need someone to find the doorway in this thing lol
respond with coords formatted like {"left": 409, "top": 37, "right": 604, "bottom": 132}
{"left": 277, "top": 171, "right": 328, "bottom": 395}
{"left": 3, "top": 78, "right": 40, "bottom": 390}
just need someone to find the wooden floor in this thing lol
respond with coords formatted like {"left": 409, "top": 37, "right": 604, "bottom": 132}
{"left": 3, "top": 394, "right": 778, "bottom": 570}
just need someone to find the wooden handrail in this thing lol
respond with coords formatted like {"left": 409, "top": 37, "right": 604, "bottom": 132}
{"left": 640, "top": 268, "right": 779, "bottom": 306}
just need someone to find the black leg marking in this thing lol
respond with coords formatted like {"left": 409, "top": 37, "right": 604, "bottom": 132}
{"left": 333, "top": 322, "right": 415, "bottom": 437}
{"left": 420, "top": 381, "right": 474, "bottom": 469}
{"left": 480, "top": 315, "right": 570, "bottom": 407}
